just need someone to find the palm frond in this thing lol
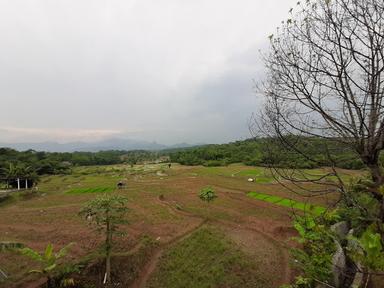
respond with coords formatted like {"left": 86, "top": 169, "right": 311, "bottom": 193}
{"left": 55, "top": 242, "right": 74, "bottom": 259}
{"left": 20, "top": 247, "right": 43, "bottom": 262}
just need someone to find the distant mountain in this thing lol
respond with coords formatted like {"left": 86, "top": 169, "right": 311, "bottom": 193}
{"left": 0, "top": 138, "right": 202, "bottom": 152}
{"left": 0, "top": 138, "right": 166, "bottom": 152}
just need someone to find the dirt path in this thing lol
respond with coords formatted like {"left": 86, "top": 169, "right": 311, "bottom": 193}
{"left": 130, "top": 210, "right": 206, "bottom": 288}
{"left": 130, "top": 249, "right": 163, "bottom": 288}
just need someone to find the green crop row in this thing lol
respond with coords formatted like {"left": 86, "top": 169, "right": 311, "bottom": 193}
{"left": 66, "top": 187, "right": 115, "bottom": 194}
{"left": 247, "top": 192, "right": 325, "bottom": 215}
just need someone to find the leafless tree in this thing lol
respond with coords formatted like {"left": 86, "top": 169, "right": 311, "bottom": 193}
{"left": 255, "top": 3, "right": 384, "bottom": 285}
{"left": 257, "top": 0, "right": 384, "bottom": 202}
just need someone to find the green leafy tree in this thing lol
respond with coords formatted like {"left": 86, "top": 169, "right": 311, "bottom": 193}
{"left": 199, "top": 187, "right": 217, "bottom": 218}
{"left": 79, "top": 194, "right": 128, "bottom": 284}
{"left": 1, "top": 163, "right": 20, "bottom": 188}
{"left": 0, "top": 163, "right": 39, "bottom": 189}
{"left": 19, "top": 243, "right": 73, "bottom": 288}
{"left": 199, "top": 186, "right": 217, "bottom": 204}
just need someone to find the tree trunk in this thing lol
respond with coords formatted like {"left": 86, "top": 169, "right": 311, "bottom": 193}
{"left": 367, "top": 162, "right": 384, "bottom": 187}
{"left": 105, "top": 249, "right": 111, "bottom": 285}
{"left": 46, "top": 276, "right": 55, "bottom": 288}
{"left": 105, "top": 217, "right": 111, "bottom": 284}
{"left": 365, "top": 159, "right": 384, "bottom": 240}
{"left": 362, "top": 150, "right": 384, "bottom": 187}
{"left": 360, "top": 269, "right": 370, "bottom": 288}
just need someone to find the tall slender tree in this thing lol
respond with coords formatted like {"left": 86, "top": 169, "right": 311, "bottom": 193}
{"left": 79, "top": 194, "right": 128, "bottom": 284}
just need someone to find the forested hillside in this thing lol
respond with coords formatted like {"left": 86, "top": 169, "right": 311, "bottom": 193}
{"left": 169, "top": 138, "right": 366, "bottom": 169}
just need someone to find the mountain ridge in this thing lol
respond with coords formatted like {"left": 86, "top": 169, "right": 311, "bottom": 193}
{"left": 0, "top": 138, "right": 201, "bottom": 152}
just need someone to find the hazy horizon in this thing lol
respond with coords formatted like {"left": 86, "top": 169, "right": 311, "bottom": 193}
{"left": 1, "top": 0, "right": 298, "bottom": 145}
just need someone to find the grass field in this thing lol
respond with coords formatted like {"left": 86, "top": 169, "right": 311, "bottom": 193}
{"left": 148, "top": 227, "right": 269, "bottom": 288}
{"left": 0, "top": 163, "right": 361, "bottom": 288}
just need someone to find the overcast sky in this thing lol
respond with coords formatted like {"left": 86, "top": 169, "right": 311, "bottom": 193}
{"left": 0, "top": 0, "right": 297, "bottom": 145}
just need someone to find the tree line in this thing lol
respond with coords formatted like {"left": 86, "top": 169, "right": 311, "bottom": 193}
{"left": 169, "top": 137, "right": 367, "bottom": 170}
{"left": 0, "top": 135, "right": 371, "bottom": 187}
{"left": 0, "top": 148, "right": 162, "bottom": 189}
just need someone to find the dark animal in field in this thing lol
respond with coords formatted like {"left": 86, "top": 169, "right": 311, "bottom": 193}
{"left": 117, "top": 181, "right": 126, "bottom": 189}
{"left": 168, "top": 163, "right": 171, "bottom": 169}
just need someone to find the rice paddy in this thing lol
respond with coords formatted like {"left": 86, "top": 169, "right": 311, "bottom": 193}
{"left": 247, "top": 191, "right": 326, "bottom": 215}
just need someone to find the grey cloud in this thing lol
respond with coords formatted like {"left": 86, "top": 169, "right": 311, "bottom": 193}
{"left": 0, "top": 0, "right": 298, "bottom": 145}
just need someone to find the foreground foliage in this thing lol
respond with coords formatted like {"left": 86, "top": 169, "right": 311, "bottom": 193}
{"left": 20, "top": 243, "right": 73, "bottom": 288}
{"left": 288, "top": 179, "right": 384, "bottom": 287}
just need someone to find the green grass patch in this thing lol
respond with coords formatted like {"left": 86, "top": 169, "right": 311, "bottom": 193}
{"left": 65, "top": 187, "right": 115, "bottom": 194}
{"left": 236, "top": 167, "right": 265, "bottom": 176}
{"left": 148, "top": 227, "right": 269, "bottom": 288}
{"left": 195, "top": 166, "right": 274, "bottom": 183}
{"left": 247, "top": 192, "right": 326, "bottom": 215}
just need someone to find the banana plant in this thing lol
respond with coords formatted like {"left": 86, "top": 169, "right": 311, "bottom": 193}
{"left": 19, "top": 243, "right": 74, "bottom": 288}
